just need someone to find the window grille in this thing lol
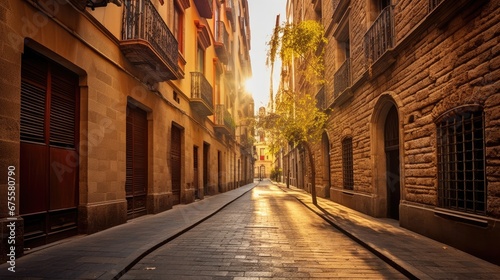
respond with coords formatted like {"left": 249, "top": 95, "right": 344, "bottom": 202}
{"left": 437, "top": 110, "right": 486, "bottom": 215}
{"left": 342, "top": 137, "right": 354, "bottom": 190}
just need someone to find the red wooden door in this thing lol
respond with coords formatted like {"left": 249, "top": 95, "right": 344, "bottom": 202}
{"left": 126, "top": 104, "right": 148, "bottom": 219}
{"left": 20, "top": 48, "right": 79, "bottom": 248}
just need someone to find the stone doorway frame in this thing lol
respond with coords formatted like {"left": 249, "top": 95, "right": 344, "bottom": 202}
{"left": 370, "top": 93, "right": 404, "bottom": 218}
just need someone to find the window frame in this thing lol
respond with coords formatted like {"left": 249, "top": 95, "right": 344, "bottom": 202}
{"left": 436, "top": 107, "right": 487, "bottom": 215}
{"left": 196, "top": 44, "right": 205, "bottom": 74}
{"left": 342, "top": 137, "right": 354, "bottom": 190}
{"left": 173, "top": 2, "right": 184, "bottom": 54}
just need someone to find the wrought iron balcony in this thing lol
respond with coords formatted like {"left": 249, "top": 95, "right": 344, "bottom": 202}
{"left": 120, "top": 0, "right": 179, "bottom": 83}
{"left": 225, "top": 0, "right": 234, "bottom": 26}
{"left": 364, "top": 5, "right": 394, "bottom": 63}
{"left": 225, "top": 56, "right": 234, "bottom": 78}
{"left": 334, "top": 59, "right": 351, "bottom": 99}
{"left": 215, "top": 104, "right": 235, "bottom": 136}
{"left": 194, "top": 0, "right": 213, "bottom": 18}
{"left": 215, "top": 21, "right": 230, "bottom": 64}
{"left": 315, "top": 86, "right": 326, "bottom": 111}
{"left": 190, "top": 72, "right": 214, "bottom": 117}
{"left": 239, "top": 16, "right": 246, "bottom": 34}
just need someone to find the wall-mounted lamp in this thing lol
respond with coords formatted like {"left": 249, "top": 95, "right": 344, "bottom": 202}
{"left": 86, "top": 0, "right": 122, "bottom": 10}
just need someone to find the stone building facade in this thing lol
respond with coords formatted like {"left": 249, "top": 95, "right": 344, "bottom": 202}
{"left": 0, "top": 0, "right": 254, "bottom": 261}
{"left": 285, "top": 0, "right": 500, "bottom": 264}
{"left": 254, "top": 107, "right": 276, "bottom": 180}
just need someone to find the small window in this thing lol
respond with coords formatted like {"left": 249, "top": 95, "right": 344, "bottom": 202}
{"left": 437, "top": 109, "right": 486, "bottom": 215}
{"left": 342, "top": 137, "right": 354, "bottom": 190}
{"left": 173, "top": 92, "right": 180, "bottom": 103}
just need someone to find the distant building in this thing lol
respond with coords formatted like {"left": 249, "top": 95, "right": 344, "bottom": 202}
{"left": 254, "top": 107, "right": 275, "bottom": 179}
{"left": 285, "top": 0, "right": 500, "bottom": 264}
{"left": 0, "top": 0, "right": 254, "bottom": 260}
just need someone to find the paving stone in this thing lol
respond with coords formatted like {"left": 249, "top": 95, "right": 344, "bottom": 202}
{"left": 1, "top": 180, "right": 499, "bottom": 279}
{"left": 123, "top": 184, "right": 404, "bottom": 279}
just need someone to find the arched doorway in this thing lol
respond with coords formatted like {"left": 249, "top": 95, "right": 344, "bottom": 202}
{"left": 384, "top": 105, "right": 400, "bottom": 219}
{"left": 371, "top": 93, "right": 403, "bottom": 218}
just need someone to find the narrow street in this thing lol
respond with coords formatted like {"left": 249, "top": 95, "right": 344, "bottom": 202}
{"left": 122, "top": 181, "right": 405, "bottom": 279}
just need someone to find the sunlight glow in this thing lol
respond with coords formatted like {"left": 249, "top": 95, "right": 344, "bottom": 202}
{"left": 244, "top": 77, "right": 255, "bottom": 94}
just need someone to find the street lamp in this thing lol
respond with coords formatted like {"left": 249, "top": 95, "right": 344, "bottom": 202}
{"left": 86, "top": 0, "right": 122, "bottom": 10}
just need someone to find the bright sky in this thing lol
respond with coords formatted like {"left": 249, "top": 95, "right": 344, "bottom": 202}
{"left": 247, "top": 0, "right": 287, "bottom": 111}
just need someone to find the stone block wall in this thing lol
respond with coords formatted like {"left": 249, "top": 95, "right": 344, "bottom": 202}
{"left": 313, "top": 0, "right": 500, "bottom": 263}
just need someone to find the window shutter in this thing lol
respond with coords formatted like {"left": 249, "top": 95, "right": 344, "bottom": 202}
{"left": 20, "top": 56, "right": 47, "bottom": 143}
{"left": 126, "top": 104, "right": 148, "bottom": 217}
{"left": 126, "top": 107, "right": 134, "bottom": 197}
{"left": 49, "top": 65, "right": 77, "bottom": 148}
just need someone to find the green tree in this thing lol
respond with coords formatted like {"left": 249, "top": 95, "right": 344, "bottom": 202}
{"left": 262, "top": 20, "right": 327, "bottom": 205}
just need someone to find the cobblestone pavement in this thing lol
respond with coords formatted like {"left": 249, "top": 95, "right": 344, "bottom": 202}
{"left": 122, "top": 183, "right": 405, "bottom": 279}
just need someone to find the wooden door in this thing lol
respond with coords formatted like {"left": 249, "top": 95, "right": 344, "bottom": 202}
{"left": 126, "top": 104, "right": 148, "bottom": 219}
{"left": 203, "top": 143, "right": 209, "bottom": 195}
{"left": 193, "top": 146, "right": 199, "bottom": 199}
{"left": 217, "top": 151, "right": 222, "bottom": 192}
{"left": 171, "top": 125, "right": 182, "bottom": 205}
{"left": 384, "top": 106, "right": 400, "bottom": 220}
{"left": 20, "top": 48, "right": 79, "bottom": 248}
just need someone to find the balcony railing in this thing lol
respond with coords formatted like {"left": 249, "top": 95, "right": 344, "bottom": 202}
{"left": 225, "top": 56, "right": 234, "bottom": 77}
{"left": 225, "top": 0, "right": 234, "bottom": 26}
{"left": 239, "top": 16, "right": 246, "bottom": 33}
{"left": 190, "top": 72, "right": 214, "bottom": 116}
{"left": 215, "top": 21, "right": 230, "bottom": 64}
{"left": 215, "top": 104, "right": 235, "bottom": 136}
{"left": 333, "top": 59, "right": 351, "bottom": 99}
{"left": 315, "top": 86, "right": 326, "bottom": 111}
{"left": 120, "top": 0, "right": 179, "bottom": 82}
{"left": 364, "top": 5, "right": 394, "bottom": 63}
